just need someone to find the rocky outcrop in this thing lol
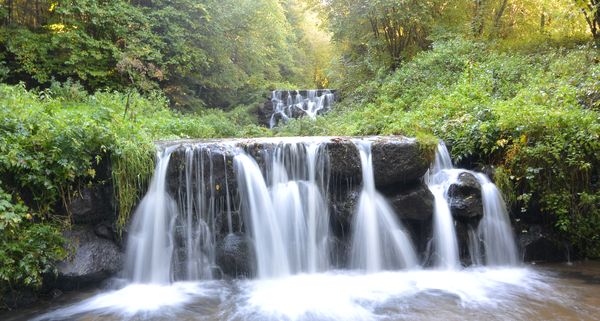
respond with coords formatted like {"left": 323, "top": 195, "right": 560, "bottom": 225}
{"left": 384, "top": 183, "right": 434, "bottom": 221}
{"left": 54, "top": 227, "right": 123, "bottom": 290}
{"left": 372, "top": 138, "right": 431, "bottom": 186}
{"left": 448, "top": 172, "right": 483, "bottom": 221}
{"left": 67, "top": 185, "right": 115, "bottom": 224}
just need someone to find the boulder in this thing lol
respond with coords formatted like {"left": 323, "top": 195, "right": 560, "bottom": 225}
{"left": 55, "top": 227, "right": 123, "bottom": 290}
{"left": 384, "top": 183, "right": 434, "bottom": 221}
{"left": 67, "top": 185, "right": 114, "bottom": 224}
{"left": 216, "top": 233, "right": 254, "bottom": 278}
{"left": 329, "top": 188, "right": 361, "bottom": 237}
{"left": 371, "top": 138, "right": 430, "bottom": 187}
{"left": 325, "top": 138, "right": 362, "bottom": 181}
{"left": 447, "top": 172, "right": 483, "bottom": 221}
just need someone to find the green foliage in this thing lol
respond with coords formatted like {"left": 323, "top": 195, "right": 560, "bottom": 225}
{"left": 0, "top": 83, "right": 264, "bottom": 234}
{"left": 280, "top": 37, "right": 600, "bottom": 258}
{"left": 0, "top": 0, "right": 333, "bottom": 110}
{"left": 0, "top": 184, "right": 66, "bottom": 291}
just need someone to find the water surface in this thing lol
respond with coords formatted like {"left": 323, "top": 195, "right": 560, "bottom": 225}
{"left": 3, "top": 262, "right": 599, "bottom": 321}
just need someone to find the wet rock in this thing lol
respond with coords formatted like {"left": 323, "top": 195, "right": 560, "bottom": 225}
{"left": 325, "top": 138, "right": 362, "bottom": 181}
{"left": 448, "top": 172, "right": 483, "bottom": 221}
{"left": 55, "top": 227, "right": 123, "bottom": 290}
{"left": 216, "top": 233, "right": 254, "bottom": 278}
{"left": 67, "top": 185, "right": 115, "bottom": 224}
{"left": 329, "top": 188, "right": 361, "bottom": 238}
{"left": 371, "top": 138, "right": 430, "bottom": 187}
{"left": 384, "top": 183, "right": 434, "bottom": 221}
{"left": 166, "top": 143, "right": 237, "bottom": 199}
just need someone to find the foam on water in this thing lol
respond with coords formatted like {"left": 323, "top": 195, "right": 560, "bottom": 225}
{"left": 33, "top": 268, "right": 558, "bottom": 321}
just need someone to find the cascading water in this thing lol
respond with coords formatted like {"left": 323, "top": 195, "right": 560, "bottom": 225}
{"left": 125, "top": 144, "right": 237, "bottom": 284}
{"left": 427, "top": 142, "right": 519, "bottom": 268}
{"left": 235, "top": 141, "right": 331, "bottom": 278}
{"left": 350, "top": 140, "right": 418, "bottom": 272}
{"left": 33, "top": 137, "right": 537, "bottom": 321}
{"left": 269, "top": 90, "right": 335, "bottom": 128}
{"left": 476, "top": 173, "right": 519, "bottom": 266}
{"left": 124, "top": 147, "right": 178, "bottom": 284}
{"left": 426, "top": 142, "right": 461, "bottom": 269}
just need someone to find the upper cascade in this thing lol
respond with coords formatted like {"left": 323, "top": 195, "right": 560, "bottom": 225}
{"left": 261, "top": 90, "right": 336, "bottom": 128}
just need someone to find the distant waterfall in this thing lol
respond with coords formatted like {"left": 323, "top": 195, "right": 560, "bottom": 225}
{"left": 350, "top": 140, "right": 418, "bottom": 272}
{"left": 269, "top": 90, "right": 335, "bottom": 128}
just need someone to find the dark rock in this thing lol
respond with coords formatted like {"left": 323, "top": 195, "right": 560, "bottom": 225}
{"left": 329, "top": 188, "right": 361, "bottom": 237}
{"left": 371, "top": 138, "right": 430, "bottom": 187}
{"left": 67, "top": 185, "right": 115, "bottom": 224}
{"left": 216, "top": 233, "right": 254, "bottom": 278}
{"left": 520, "top": 225, "right": 568, "bottom": 262}
{"left": 448, "top": 172, "right": 483, "bottom": 221}
{"left": 384, "top": 183, "right": 434, "bottom": 221}
{"left": 93, "top": 222, "right": 116, "bottom": 241}
{"left": 325, "top": 138, "right": 361, "bottom": 181}
{"left": 55, "top": 227, "right": 123, "bottom": 290}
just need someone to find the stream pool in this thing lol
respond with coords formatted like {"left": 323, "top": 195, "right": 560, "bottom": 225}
{"left": 2, "top": 261, "right": 599, "bottom": 321}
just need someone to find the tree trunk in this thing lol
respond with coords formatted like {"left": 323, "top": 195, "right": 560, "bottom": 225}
{"left": 493, "top": 0, "right": 509, "bottom": 35}
{"left": 472, "top": 0, "right": 485, "bottom": 37}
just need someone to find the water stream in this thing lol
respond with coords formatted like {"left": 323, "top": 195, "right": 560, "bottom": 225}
{"left": 17, "top": 138, "right": 585, "bottom": 321}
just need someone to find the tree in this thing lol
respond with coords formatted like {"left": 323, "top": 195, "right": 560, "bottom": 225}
{"left": 575, "top": 0, "right": 600, "bottom": 39}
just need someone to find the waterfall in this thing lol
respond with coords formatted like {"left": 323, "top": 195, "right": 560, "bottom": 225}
{"left": 269, "top": 90, "right": 335, "bottom": 128}
{"left": 427, "top": 142, "right": 461, "bottom": 269}
{"left": 124, "top": 144, "right": 234, "bottom": 284}
{"left": 476, "top": 173, "right": 519, "bottom": 266}
{"left": 350, "top": 140, "right": 418, "bottom": 272}
{"left": 124, "top": 147, "right": 178, "bottom": 284}
{"left": 122, "top": 138, "right": 519, "bottom": 287}
{"left": 234, "top": 141, "right": 331, "bottom": 278}
{"left": 427, "top": 142, "right": 519, "bottom": 268}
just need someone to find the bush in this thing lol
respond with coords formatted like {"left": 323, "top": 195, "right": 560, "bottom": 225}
{"left": 0, "top": 184, "right": 66, "bottom": 292}
{"left": 279, "top": 37, "right": 600, "bottom": 258}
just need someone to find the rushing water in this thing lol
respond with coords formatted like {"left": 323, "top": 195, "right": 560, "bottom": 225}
{"left": 269, "top": 90, "right": 335, "bottom": 128}
{"left": 426, "top": 142, "right": 518, "bottom": 268}
{"left": 13, "top": 137, "right": 563, "bottom": 321}
{"left": 235, "top": 142, "right": 331, "bottom": 278}
{"left": 9, "top": 262, "right": 600, "bottom": 321}
{"left": 350, "top": 140, "right": 418, "bottom": 272}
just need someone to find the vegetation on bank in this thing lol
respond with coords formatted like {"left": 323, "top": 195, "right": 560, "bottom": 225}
{"left": 0, "top": 83, "right": 265, "bottom": 295}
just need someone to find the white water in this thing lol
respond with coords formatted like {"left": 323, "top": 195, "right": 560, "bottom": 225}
{"left": 270, "top": 90, "right": 335, "bottom": 128}
{"left": 351, "top": 141, "right": 418, "bottom": 272}
{"left": 477, "top": 173, "right": 519, "bottom": 266}
{"left": 427, "top": 142, "right": 519, "bottom": 268}
{"left": 33, "top": 267, "right": 580, "bottom": 321}
{"left": 426, "top": 142, "right": 461, "bottom": 269}
{"left": 124, "top": 147, "right": 178, "bottom": 284}
{"left": 235, "top": 141, "right": 331, "bottom": 278}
